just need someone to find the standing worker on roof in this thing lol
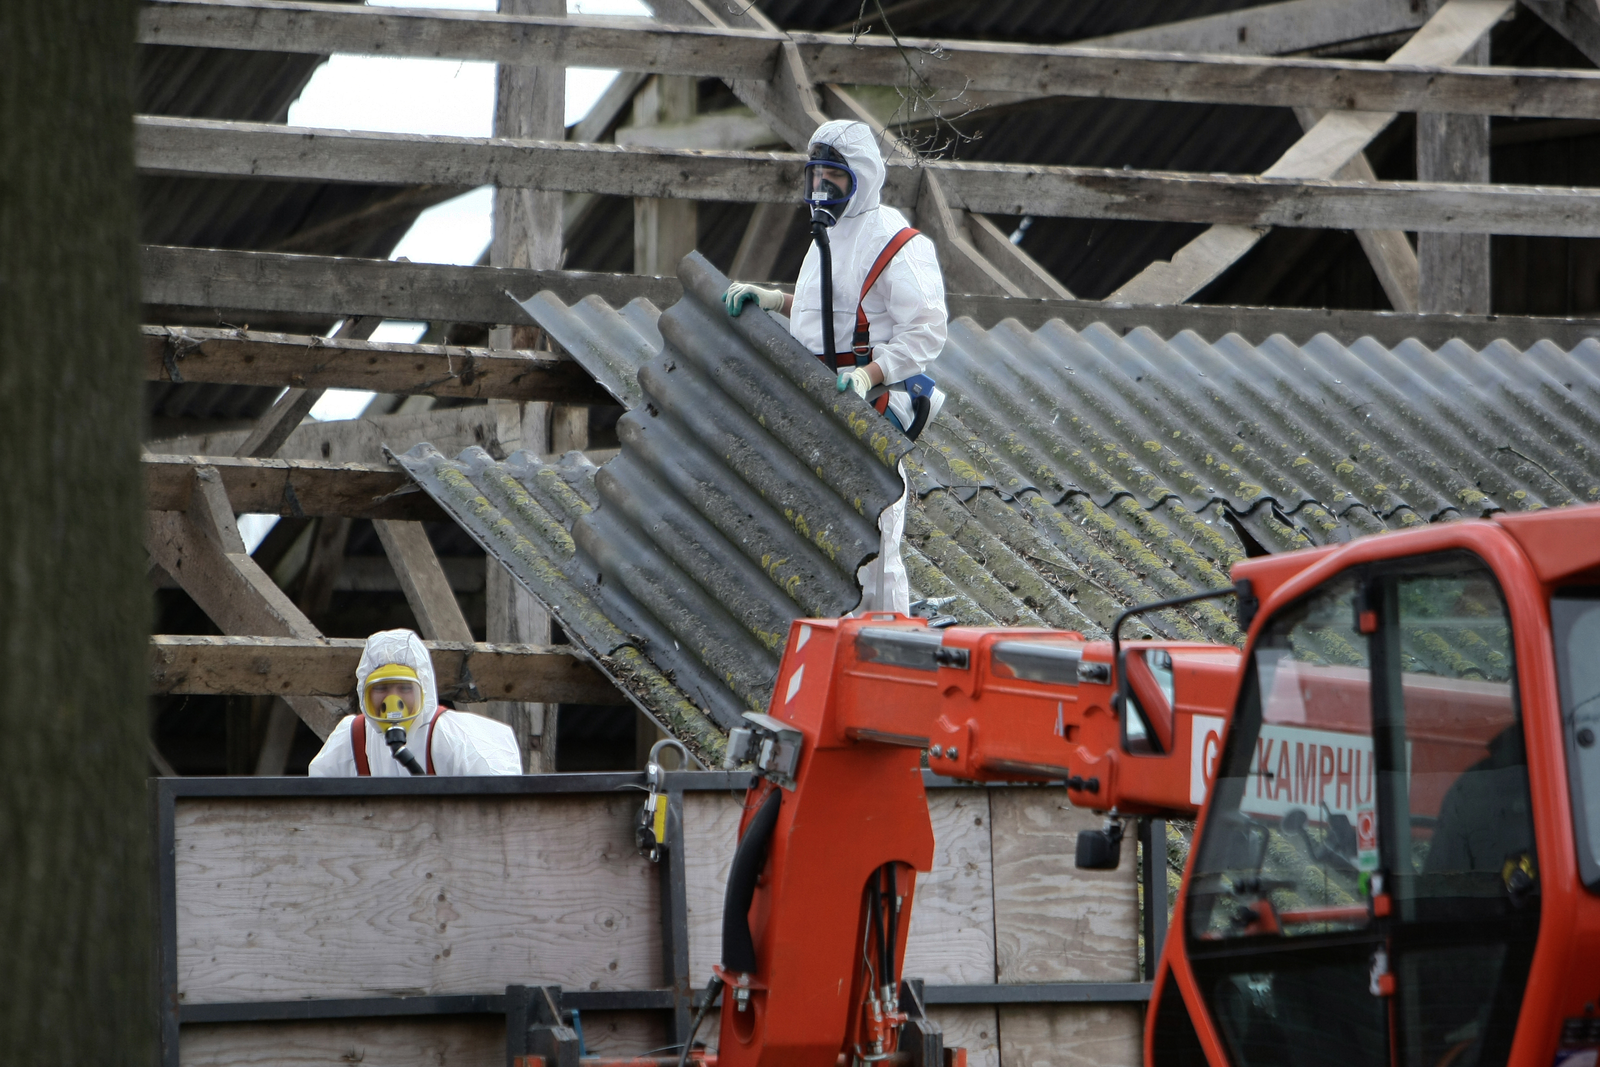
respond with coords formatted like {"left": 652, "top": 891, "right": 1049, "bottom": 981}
{"left": 308, "top": 628, "right": 523, "bottom": 776}
{"left": 722, "top": 119, "right": 947, "bottom": 616}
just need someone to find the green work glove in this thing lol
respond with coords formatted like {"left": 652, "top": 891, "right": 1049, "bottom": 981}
{"left": 723, "top": 282, "right": 784, "bottom": 317}
{"left": 837, "top": 366, "right": 872, "bottom": 399}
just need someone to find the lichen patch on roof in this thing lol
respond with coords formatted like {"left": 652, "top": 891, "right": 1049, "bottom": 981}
{"left": 398, "top": 252, "right": 1600, "bottom": 740}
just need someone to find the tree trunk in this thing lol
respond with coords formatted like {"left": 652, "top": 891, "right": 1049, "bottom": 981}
{"left": 0, "top": 1, "right": 153, "bottom": 1062}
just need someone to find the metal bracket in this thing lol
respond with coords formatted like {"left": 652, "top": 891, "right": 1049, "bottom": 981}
{"left": 506, "top": 985, "right": 580, "bottom": 1067}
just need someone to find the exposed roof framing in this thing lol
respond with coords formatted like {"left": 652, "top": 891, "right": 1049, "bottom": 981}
{"left": 1112, "top": 0, "right": 1513, "bottom": 303}
{"left": 144, "top": 244, "right": 1600, "bottom": 351}
{"left": 138, "top": 115, "right": 1600, "bottom": 239}
{"left": 138, "top": 0, "right": 1600, "bottom": 120}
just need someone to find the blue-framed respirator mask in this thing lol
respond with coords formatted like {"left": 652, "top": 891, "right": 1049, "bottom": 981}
{"left": 803, "top": 143, "right": 857, "bottom": 226}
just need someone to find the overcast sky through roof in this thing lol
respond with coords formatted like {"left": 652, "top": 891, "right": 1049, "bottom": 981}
{"left": 238, "top": 0, "right": 651, "bottom": 552}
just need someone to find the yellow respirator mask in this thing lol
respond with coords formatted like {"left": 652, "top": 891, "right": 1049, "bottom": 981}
{"left": 362, "top": 663, "right": 423, "bottom": 733}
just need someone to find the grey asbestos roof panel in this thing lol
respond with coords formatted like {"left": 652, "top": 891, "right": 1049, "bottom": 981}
{"left": 396, "top": 251, "right": 1600, "bottom": 752}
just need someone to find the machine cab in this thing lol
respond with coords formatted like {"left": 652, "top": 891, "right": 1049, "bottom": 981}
{"left": 1153, "top": 514, "right": 1600, "bottom": 1067}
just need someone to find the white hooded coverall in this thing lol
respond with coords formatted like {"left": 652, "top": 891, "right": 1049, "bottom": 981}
{"left": 308, "top": 628, "right": 523, "bottom": 776}
{"left": 789, "top": 120, "right": 948, "bottom": 615}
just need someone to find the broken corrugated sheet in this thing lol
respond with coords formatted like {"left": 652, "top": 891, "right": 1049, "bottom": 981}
{"left": 402, "top": 251, "right": 1600, "bottom": 739}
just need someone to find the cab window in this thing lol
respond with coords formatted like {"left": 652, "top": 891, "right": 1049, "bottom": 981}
{"left": 1551, "top": 590, "right": 1600, "bottom": 889}
{"left": 1184, "top": 552, "right": 1538, "bottom": 1067}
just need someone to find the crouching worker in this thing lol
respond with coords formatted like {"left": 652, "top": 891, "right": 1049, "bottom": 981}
{"left": 309, "top": 628, "right": 522, "bottom": 776}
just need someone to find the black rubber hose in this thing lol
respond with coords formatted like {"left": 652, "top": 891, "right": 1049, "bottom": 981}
{"left": 883, "top": 865, "right": 899, "bottom": 990}
{"left": 720, "top": 789, "right": 782, "bottom": 974}
{"left": 385, "top": 727, "right": 426, "bottom": 776}
{"left": 675, "top": 973, "right": 724, "bottom": 1067}
{"left": 812, "top": 216, "right": 837, "bottom": 368}
{"left": 868, "top": 868, "right": 885, "bottom": 985}
{"left": 905, "top": 395, "right": 932, "bottom": 442}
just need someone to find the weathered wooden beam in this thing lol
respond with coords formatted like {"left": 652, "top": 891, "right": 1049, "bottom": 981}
{"left": 143, "top": 325, "right": 612, "bottom": 402}
{"left": 141, "top": 245, "right": 1600, "bottom": 351}
{"left": 136, "top": 116, "right": 804, "bottom": 203}
{"left": 135, "top": 0, "right": 1600, "bottom": 119}
{"left": 1417, "top": 22, "right": 1490, "bottom": 314}
{"left": 149, "top": 634, "right": 628, "bottom": 705}
{"left": 151, "top": 402, "right": 545, "bottom": 466}
{"left": 135, "top": 118, "right": 1600, "bottom": 238}
{"left": 372, "top": 520, "right": 475, "bottom": 644}
{"left": 145, "top": 466, "right": 347, "bottom": 737}
{"left": 141, "top": 243, "right": 679, "bottom": 325}
{"left": 143, "top": 453, "right": 446, "bottom": 521}
{"left": 1081, "top": 0, "right": 1426, "bottom": 56}
{"left": 139, "top": 0, "right": 783, "bottom": 77}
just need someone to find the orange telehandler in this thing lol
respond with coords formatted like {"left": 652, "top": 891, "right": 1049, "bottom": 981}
{"left": 693, "top": 506, "right": 1600, "bottom": 1067}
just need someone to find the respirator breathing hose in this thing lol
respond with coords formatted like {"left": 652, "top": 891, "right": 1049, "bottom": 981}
{"left": 812, "top": 210, "right": 836, "bottom": 366}
{"left": 676, "top": 973, "right": 724, "bottom": 1067}
{"left": 385, "top": 728, "right": 426, "bottom": 775}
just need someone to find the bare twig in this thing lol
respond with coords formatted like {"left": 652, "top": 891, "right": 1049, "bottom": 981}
{"left": 847, "top": 0, "right": 984, "bottom": 159}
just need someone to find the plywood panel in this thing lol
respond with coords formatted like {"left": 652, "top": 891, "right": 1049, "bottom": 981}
{"left": 997, "top": 1005, "right": 1142, "bottom": 1067}
{"left": 989, "top": 790, "right": 1137, "bottom": 984}
{"left": 932, "top": 1007, "right": 1001, "bottom": 1067}
{"left": 175, "top": 795, "right": 660, "bottom": 1004}
{"left": 903, "top": 789, "right": 995, "bottom": 985}
{"left": 179, "top": 1017, "right": 501, "bottom": 1067}
{"left": 682, "top": 790, "right": 743, "bottom": 984}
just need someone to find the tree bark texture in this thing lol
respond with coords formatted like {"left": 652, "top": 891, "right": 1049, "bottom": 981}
{"left": 0, "top": 1, "right": 154, "bottom": 1062}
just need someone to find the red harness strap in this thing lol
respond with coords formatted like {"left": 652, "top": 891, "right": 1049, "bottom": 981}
{"left": 350, "top": 706, "right": 449, "bottom": 776}
{"left": 817, "top": 228, "right": 922, "bottom": 407}
{"left": 424, "top": 706, "right": 446, "bottom": 774}
{"left": 351, "top": 715, "right": 370, "bottom": 775}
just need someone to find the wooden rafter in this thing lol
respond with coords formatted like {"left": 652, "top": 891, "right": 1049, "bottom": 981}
{"left": 149, "top": 635, "right": 626, "bottom": 704}
{"left": 143, "top": 325, "right": 611, "bottom": 402}
{"left": 144, "top": 453, "right": 445, "bottom": 521}
{"left": 135, "top": 0, "right": 1600, "bottom": 120}
{"left": 142, "top": 245, "right": 1600, "bottom": 351}
{"left": 136, "top": 116, "right": 1600, "bottom": 239}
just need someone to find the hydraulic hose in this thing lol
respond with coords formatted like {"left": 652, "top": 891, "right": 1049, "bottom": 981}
{"left": 385, "top": 726, "right": 426, "bottom": 776}
{"left": 721, "top": 788, "right": 782, "bottom": 975}
{"left": 812, "top": 213, "right": 837, "bottom": 367}
{"left": 675, "top": 973, "right": 724, "bottom": 1067}
{"left": 883, "top": 865, "right": 899, "bottom": 990}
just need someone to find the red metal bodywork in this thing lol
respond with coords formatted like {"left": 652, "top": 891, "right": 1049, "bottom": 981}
{"left": 715, "top": 508, "right": 1600, "bottom": 1067}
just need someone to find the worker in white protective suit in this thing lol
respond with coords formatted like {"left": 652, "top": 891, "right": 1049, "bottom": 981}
{"left": 722, "top": 119, "right": 947, "bottom": 615}
{"left": 308, "top": 628, "right": 523, "bottom": 776}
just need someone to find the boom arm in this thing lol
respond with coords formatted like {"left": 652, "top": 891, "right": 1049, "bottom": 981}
{"left": 709, "top": 615, "right": 1241, "bottom": 1067}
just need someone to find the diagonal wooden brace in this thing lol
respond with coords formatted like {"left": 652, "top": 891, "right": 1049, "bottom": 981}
{"left": 145, "top": 465, "right": 346, "bottom": 738}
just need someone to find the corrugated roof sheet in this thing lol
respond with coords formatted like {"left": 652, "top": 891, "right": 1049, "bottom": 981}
{"left": 396, "top": 253, "right": 1600, "bottom": 754}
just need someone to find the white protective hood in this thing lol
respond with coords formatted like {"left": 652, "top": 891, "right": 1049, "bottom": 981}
{"left": 809, "top": 118, "right": 887, "bottom": 225}
{"left": 355, "top": 628, "right": 438, "bottom": 721}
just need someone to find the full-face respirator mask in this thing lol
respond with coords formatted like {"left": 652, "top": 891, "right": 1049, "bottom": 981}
{"left": 362, "top": 662, "right": 427, "bottom": 775}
